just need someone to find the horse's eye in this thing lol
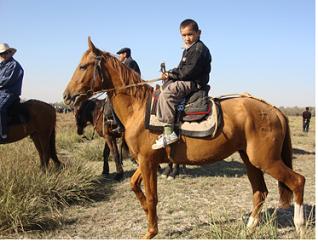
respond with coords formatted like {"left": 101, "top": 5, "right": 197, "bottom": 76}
{"left": 79, "top": 65, "right": 87, "bottom": 70}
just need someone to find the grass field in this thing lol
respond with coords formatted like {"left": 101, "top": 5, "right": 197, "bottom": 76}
{"left": 0, "top": 113, "right": 315, "bottom": 239}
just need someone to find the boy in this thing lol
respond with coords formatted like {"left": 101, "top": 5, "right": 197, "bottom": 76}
{"left": 152, "top": 19, "right": 212, "bottom": 149}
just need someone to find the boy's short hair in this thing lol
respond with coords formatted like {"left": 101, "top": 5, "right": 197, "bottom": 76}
{"left": 180, "top": 19, "right": 199, "bottom": 32}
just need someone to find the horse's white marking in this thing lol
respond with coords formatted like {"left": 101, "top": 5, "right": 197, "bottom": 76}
{"left": 247, "top": 216, "right": 259, "bottom": 228}
{"left": 294, "top": 203, "right": 304, "bottom": 233}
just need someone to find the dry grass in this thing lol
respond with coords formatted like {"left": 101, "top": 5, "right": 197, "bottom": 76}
{"left": 0, "top": 113, "right": 315, "bottom": 239}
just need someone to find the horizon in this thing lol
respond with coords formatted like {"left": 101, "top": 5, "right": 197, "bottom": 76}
{"left": 2, "top": 0, "right": 315, "bottom": 107}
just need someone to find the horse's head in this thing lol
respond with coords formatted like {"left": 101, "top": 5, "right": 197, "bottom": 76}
{"left": 63, "top": 37, "right": 111, "bottom": 108}
{"left": 74, "top": 99, "right": 95, "bottom": 135}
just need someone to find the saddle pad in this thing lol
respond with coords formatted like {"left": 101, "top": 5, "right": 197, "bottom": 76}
{"left": 145, "top": 97, "right": 222, "bottom": 138}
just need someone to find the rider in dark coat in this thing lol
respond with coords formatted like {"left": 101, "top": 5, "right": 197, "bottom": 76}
{"left": 116, "top": 47, "right": 141, "bottom": 75}
{"left": 112, "top": 47, "right": 141, "bottom": 133}
{"left": 0, "top": 43, "right": 24, "bottom": 140}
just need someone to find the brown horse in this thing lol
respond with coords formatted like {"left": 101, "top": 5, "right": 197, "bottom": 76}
{"left": 74, "top": 97, "right": 126, "bottom": 180}
{"left": 3, "top": 99, "right": 63, "bottom": 171}
{"left": 63, "top": 38, "right": 305, "bottom": 239}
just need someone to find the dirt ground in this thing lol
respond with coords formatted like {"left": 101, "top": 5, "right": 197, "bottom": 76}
{"left": 5, "top": 116, "right": 315, "bottom": 239}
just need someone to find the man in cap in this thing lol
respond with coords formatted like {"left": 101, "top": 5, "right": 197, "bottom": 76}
{"left": 0, "top": 43, "right": 24, "bottom": 140}
{"left": 116, "top": 47, "right": 141, "bottom": 75}
{"left": 111, "top": 47, "right": 141, "bottom": 134}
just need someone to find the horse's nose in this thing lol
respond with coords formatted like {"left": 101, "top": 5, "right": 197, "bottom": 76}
{"left": 63, "top": 91, "right": 70, "bottom": 105}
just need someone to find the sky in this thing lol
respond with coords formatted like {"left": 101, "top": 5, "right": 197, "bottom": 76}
{"left": 1, "top": 0, "right": 315, "bottom": 107}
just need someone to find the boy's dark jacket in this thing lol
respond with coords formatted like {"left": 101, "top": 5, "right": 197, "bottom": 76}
{"left": 168, "top": 40, "right": 211, "bottom": 88}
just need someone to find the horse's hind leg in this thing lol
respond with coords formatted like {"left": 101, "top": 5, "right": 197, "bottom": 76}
{"left": 265, "top": 160, "right": 305, "bottom": 234}
{"left": 240, "top": 151, "right": 268, "bottom": 229}
{"left": 161, "top": 162, "right": 172, "bottom": 178}
{"left": 167, "top": 164, "right": 180, "bottom": 180}
{"left": 30, "top": 134, "right": 49, "bottom": 172}
{"left": 49, "top": 127, "right": 63, "bottom": 170}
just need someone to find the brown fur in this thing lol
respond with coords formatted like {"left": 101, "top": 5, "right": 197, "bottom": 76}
{"left": 4, "top": 99, "right": 63, "bottom": 171}
{"left": 63, "top": 38, "right": 305, "bottom": 239}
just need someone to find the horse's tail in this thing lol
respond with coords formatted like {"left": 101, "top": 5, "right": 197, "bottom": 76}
{"left": 279, "top": 114, "right": 293, "bottom": 208}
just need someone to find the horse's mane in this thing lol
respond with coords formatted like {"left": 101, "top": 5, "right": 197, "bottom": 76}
{"left": 102, "top": 52, "right": 153, "bottom": 100}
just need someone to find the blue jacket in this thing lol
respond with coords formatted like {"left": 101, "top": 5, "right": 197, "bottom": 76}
{"left": 0, "top": 57, "right": 24, "bottom": 96}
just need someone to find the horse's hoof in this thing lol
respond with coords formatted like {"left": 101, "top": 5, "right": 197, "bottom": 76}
{"left": 114, "top": 173, "right": 124, "bottom": 181}
{"left": 167, "top": 176, "right": 174, "bottom": 181}
{"left": 295, "top": 225, "right": 305, "bottom": 238}
{"left": 56, "top": 163, "right": 65, "bottom": 171}
{"left": 161, "top": 174, "right": 168, "bottom": 179}
{"left": 246, "top": 216, "right": 259, "bottom": 228}
{"left": 141, "top": 229, "right": 157, "bottom": 239}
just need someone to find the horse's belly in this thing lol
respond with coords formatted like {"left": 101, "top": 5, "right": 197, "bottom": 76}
{"left": 171, "top": 137, "right": 236, "bottom": 165}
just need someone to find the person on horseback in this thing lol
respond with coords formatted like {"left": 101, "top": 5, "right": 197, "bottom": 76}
{"left": 152, "top": 19, "right": 212, "bottom": 150}
{"left": 112, "top": 47, "right": 142, "bottom": 134}
{"left": 116, "top": 47, "right": 141, "bottom": 75}
{"left": 0, "top": 43, "right": 24, "bottom": 140}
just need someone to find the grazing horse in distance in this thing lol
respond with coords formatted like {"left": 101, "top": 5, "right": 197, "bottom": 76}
{"left": 63, "top": 38, "right": 305, "bottom": 239}
{"left": 2, "top": 99, "right": 63, "bottom": 171}
{"left": 74, "top": 98, "right": 126, "bottom": 180}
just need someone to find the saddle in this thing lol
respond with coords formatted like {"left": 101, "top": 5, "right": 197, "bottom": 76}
{"left": 145, "top": 85, "right": 222, "bottom": 138}
{"left": 7, "top": 99, "right": 29, "bottom": 126}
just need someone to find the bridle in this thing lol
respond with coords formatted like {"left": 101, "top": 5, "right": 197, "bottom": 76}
{"left": 71, "top": 53, "right": 162, "bottom": 106}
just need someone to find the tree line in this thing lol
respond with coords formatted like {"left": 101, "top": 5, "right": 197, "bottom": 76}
{"left": 278, "top": 106, "right": 315, "bottom": 117}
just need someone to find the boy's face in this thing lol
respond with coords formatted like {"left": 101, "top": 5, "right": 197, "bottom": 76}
{"left": 180, "top": 26, "right": 201, "bottom": 48}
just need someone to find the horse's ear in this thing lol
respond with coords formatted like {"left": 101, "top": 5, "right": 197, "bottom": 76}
{"left": 88, "top": 36, "right": 99, "bottom": 55}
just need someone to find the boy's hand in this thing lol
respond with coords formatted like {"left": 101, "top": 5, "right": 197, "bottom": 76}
{"left": 161, "top": 72, "right": 169, "bottom": 81}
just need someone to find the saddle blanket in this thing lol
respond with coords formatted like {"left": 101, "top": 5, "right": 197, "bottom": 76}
{"left": 145, "top": 97, "right": 222, "bottom": 138}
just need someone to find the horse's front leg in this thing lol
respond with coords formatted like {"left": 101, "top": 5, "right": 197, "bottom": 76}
{"left": 130, "top": 167, "right": 147, "bottom": 212}
{"left": 102, "top": 142, "right": 110, "bottom": 175}
{"left": 105, "top": 136, "right": 124, "bottom": 180}
{"left": 139, "top": 160, "right": 159, "bottom": 239}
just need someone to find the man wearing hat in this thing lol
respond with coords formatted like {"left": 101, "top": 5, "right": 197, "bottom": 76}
{"left": 116, "top": 47, "right": 141, "bottom": 75}
{"left": 0, "top": 43, "right": 24, "bottom": 140}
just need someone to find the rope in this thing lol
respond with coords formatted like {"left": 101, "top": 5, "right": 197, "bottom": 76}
{"left": 87, "top": 77, "right": 162, "bottom": 100}
{"left": 100, "top": 77, "right": 162, "bottom": 93}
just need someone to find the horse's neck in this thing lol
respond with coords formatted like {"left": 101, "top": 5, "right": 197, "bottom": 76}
{"left": 104, "top": 57, "right": 152, "bottom": 127}
{"left": 111, "top": 92, "right": 149, "bottom": 127}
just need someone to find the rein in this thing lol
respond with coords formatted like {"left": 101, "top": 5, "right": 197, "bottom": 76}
{"left": 100, "top": 77, "right": 162, "bottom": 93}
{"left": 75, "top": 55, "right": 162, "bottom": 101}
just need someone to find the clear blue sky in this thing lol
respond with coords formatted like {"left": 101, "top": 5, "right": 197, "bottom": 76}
{"left": 2, "top": 0, "right": 315, "bottom": 107}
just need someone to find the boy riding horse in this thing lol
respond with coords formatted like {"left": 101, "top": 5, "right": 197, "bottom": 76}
{"left": 153, "top": 19, "right": 212, "bottom": 149}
